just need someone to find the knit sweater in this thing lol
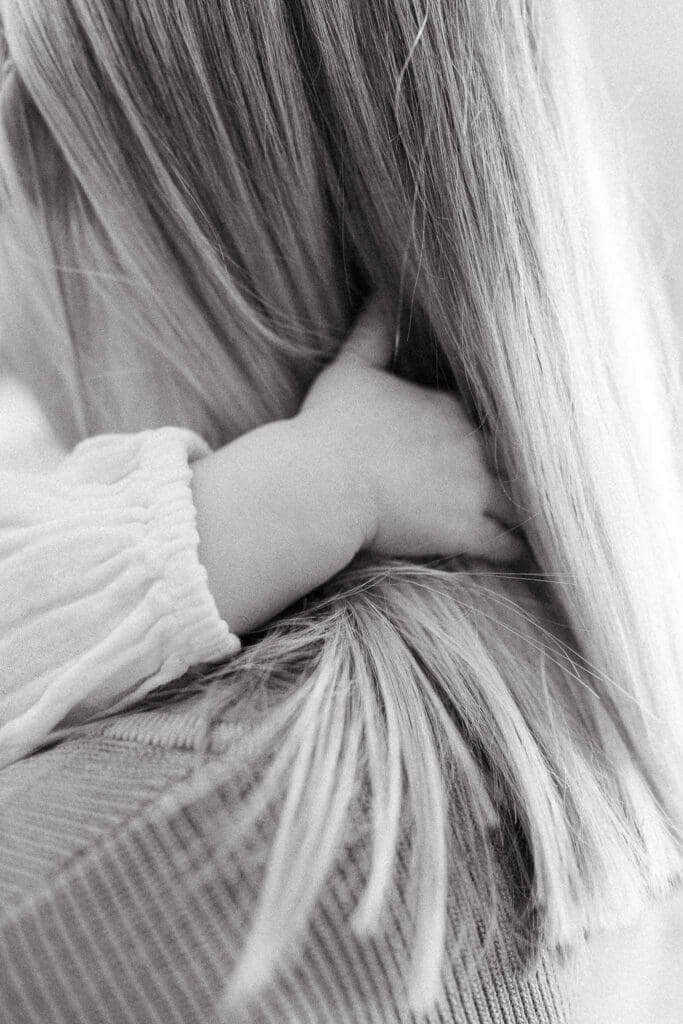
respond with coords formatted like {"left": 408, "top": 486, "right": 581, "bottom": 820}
{"left": 0, "top": 697, "right": 576, "bottom": 1024}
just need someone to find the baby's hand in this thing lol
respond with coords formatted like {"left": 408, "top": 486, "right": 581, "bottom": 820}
{"left": 294, "top": 293, "right": 525, "bottom": 563}
{"left": 191, "top": 291, "right": 526, "bottom": 635}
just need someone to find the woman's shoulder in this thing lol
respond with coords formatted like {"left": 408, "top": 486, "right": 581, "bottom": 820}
{"left": 0, "top": 703, "right": 576, "bottom": 1024}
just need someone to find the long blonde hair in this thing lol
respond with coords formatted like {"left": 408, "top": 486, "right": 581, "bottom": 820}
{"left": 1, "top": 0, "right": 682, "bottom": 1015}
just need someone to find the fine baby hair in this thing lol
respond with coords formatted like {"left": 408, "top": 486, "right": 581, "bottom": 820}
{"left": 1, "top": 0, "right": 682, "bottom": 1017}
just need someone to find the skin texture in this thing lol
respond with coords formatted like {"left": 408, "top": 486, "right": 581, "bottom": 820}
{"left": 192, "top": 293, "right": 525, "bottom": 634}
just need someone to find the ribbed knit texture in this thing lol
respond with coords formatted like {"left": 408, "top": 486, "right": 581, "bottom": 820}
{"left": 0, "top": 428, "right": 241, "bottom": 768}
{"left": 0, "top": 700, "right": 575, "bottom": 1024}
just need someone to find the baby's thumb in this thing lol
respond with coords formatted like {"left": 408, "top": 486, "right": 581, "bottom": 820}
{"left": 337, "top": 292, "right": 396, "bottom": 369}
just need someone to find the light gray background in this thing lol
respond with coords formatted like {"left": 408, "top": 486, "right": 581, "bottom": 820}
{"left": 583, "top": 0, "right": 683, "bottom": 323}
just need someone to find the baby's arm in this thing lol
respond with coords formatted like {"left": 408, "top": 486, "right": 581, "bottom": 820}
{"left": 193, "top": 293, "right": 525, "bottom": 635}
{"left": 0, "top": 294, "right": 524, "bottom": 767}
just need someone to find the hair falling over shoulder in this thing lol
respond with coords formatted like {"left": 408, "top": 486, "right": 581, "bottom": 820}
{"left": 1, "top": 0, "right": 682, "bottom": 1016}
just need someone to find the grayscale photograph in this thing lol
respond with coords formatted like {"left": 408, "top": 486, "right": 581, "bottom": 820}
{"left": 0, "top": 2, "right": 681, "bottom": 1021}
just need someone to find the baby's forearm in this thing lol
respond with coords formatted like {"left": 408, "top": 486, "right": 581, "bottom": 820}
{"left": 190, "top": 419, "right": 369, "bottom": 635}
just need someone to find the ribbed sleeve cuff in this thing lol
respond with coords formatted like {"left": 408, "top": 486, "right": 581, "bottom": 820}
{"left": 127, "top": 428, "right": 242, "bottom": 675}
{"left": 0, "top": 426, "right": 241, "bottom": 767}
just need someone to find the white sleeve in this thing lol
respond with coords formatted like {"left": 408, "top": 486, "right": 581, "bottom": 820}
{"left": 0, "top": 427, "right": 241, "bottom": 767}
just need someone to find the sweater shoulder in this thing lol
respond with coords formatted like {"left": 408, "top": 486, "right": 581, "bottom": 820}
{"left": 0, "top": 704, "right": 575, "bottom": 1023}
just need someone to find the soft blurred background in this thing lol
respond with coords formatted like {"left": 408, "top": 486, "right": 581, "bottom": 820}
{"left": 585, "top": 0, "right": 683, "bottom": 326}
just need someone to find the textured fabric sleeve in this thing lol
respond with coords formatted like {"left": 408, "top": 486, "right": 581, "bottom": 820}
{"left": 0, "top": 428, "right": 241, "bottom": 768}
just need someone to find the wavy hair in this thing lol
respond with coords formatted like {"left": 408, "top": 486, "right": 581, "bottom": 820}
{"left": 1, "top": 0, "right": 682, "bottom": 1016}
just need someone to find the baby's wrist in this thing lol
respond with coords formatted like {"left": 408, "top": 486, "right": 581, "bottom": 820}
{"left": 287, "top": 413, "right": 377, "bottom": 558}
{"left": 192, "top": 415, "right": 370, "bottom": 634}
